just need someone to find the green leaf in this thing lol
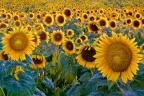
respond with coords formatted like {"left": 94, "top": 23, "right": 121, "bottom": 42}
{"left": 0, "top": 88, "right": 5, "bottom": 96}
{"left": 43, "top": 77, "right": 54, "bottom": 89}
{"left": 2, "top": 72, "right": 36, "bottom": 96}
{"left": 108, "top": 81, "right": 115, "bottom": 90}
{"left": 107, "top": 92, "right": 122, "bottom": 96}
{"left": 79, "top": 72, "right": 91, "bottom": 82}
{"left": 88, "top": 91, "right": 103, "bottom": 96}
{"left": 60, "top": 55, "right": 69, "bottom": 69}
{"left": 32, "top": 88, "right": 46, "bottom": 96}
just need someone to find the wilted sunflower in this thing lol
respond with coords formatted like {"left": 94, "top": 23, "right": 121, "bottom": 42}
{"left": 66, "top": 29, "right": 74, "bottom": 38}
{"left": 14, "top": 66, "right": 24, "bottom": 80}
{"left": 88, "top": 21, "right": 101, "bottom": 34}
{"left": 55, "top": 13, "right": 66, "bottom": 26}
{"left": 51, "top": 30, "right": 65, "bottom": 45}
{"left": 43, "top": 14, "right": 54, "bottom": 26}
{"left": 62, "top": 39, "right": 75, "bottom": 54}
{"left": 29, "top": 54, "right": 46, "bottom": 69}
{"left": 2, "top": 27, "right": 35, "bottom": 61}
{"left": 38, "top": 31, "right": 49, "bottom": 43}
{"left": 0, "top": 51, "right": 8, "bottom": 60}
{"left": 76, "top": 44, "right": 97, "bottom": 68}
{"left": 94, "top": 32, "right": 141, "bottom": 83}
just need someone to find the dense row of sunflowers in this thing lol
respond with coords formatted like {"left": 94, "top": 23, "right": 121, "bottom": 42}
{"left": 0, "top": 0, "right": 144, "bottom": 96}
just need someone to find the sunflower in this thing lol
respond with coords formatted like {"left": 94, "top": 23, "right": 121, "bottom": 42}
{"left": 126, "top": 18, "right": 132, "bottom": 25}
{"left": 88, "top": 15, "right": 95, "bottom": 21}
{"left": 75, "top": 38, "right": 82, "bottom": 43}
{"left": 132, "top": 19, "right": 141, "bottom": 30}
{"left": 94, "top": 32, "right": 141, "bottom": 83}
{"left": 14, "top": 20, "right": 21, "bottom": 27}
{"left": 34, "top": 23, "right": 45, "bottom": 32}
{"left": 80, "top": 35, "right": 88, "bottom": 43}
{"left": 29, "top": 54, "right": 46, "bottom": 69}
{"left": 76, "top": 44, "right": 97, "bottom": 68}
{"left": 2, "top": 27, "right": 35, "bottom": 61}
{"left": 55, "top": 13, "right": 66, "bottom": 26}
{"left": 140, "top": 44, "right": 144, "bottom": 52}
{"left": 141, "top": 17, "right": 144, "bottom": 26}
{"left": 88, "top": 21, "right": 102, "bottom": 34}
{"left": 62, "top": 39, "right": 75, "bottom": 54}
{"left": 134, "top": 12, "right": 142, "bottom": 19}
{"left": 82, "top": 13, "right": 88, "bottom": 21}
{"left": 32, "top": 32, "right": 41, "bottom": 47}
{"left": 28, "top": 12, "right": 35, "bottom": 19}
{"left": 51, "top": 30, "right": 65, "bottom": 45}
{"left": 14, "top": 66, "right": 24, "bottom": 80}
{"left": 0, "top": 51, "right": 8, "bottom": 60}
{"left": 43, "top": 14, "right": 54, "bottom": 26}
{"left": 38, "top": 31, "right": 49, "bottom": 43}
{"left": 66, "top": 29, "right": 74, "bottom": 38}
{"left": 142, "top": 55, "right": 144, "bottom": 64}
{"left": 63, "top": 8, "right": 73, "bottom": 19}
{"left": 109, "top": 20, "right": 117, "bottom": 30}
{"left": 97, "top": 17, "right": 109, "bottom": 27}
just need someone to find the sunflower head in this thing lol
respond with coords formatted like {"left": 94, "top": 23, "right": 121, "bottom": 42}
{"left": 94, "top": 32, "right": 141, "bottom": 83}
{"left": 76, "top": 44, "right": 97, "bottom": 68}
{"left": 2, "top": 27, "right": 35, "bottom": 61}
{"left": 29, "top": 54, "right": 46, "bottom": 69}
{"left": 38, "top": 31, "right": 49, "bottom": 43}
{"left": 63, "top": 8, "right": 73, "bottom": 19}
{"left": 14, "top": 66, "right": 24, "bottom": 80}
{"left": 43, "top": 14, "right": 54, "bottom": 26}
{"left": 66, "top": 29, "right": 74, "bottom": 38}
{"left": 132, "top": 19, "right": 141, "bottom": 30}
{"left": 80, "top": 35, "right": 88, "bottom": 43}
{"left": 75, "top": 38, "right": 82, "bottom": 44}
{"left": 62, "top": 39, "right": 75, "bottom": 54}
{"left": 88, "top": 21, "right": 102, "bottom": 34}
{"left": 0, "top": 51, "right": 8, "bottom": 60}
{"left": 140, "top": 44, "right": 144, "bottom": 52}
{"left": 51, "top": 30, "right": 65, "bottom": 45}
{"left": 55, "top": 13, "right": 66, "bottom": 26}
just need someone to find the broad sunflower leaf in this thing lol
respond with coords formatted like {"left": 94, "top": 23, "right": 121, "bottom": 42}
{"left": 43, "top": 77, "right": 54, "bottom": 89}
{"left": 60, "top": 55, "right": 69, "bottom": 69}
{"left": 2, "top": 72, "right": 36, "bottom": 96}
{"left": 88, "top": 91, "right": 103, "bottom": 96}
{"left": 108, "top": 81, "right": 115, "bottom": 90}
{"left": 32, "top": 88, "right": 46, "bottom": 96}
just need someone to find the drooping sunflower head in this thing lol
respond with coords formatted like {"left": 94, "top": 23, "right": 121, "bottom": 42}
{"left": 29, "top": 54, "right": 46, "bottom": 69}
{"left": 14, "top": 66, "right": 24, "bottom": 80}
{"left": 66, "top": 29, "right": 74, "bottom": 38}
{"left": 0, "top": 51, "right": 8, "bottom": 60}
{"left": 88, "top": 21, "right": 102, "bottom": 34}
{"left": 55, "top": 13, "right": 66, "bottom": 26}
{"left": 76, "top": 44, "right": 97, "bottom": 68}
{"left": 62, "top": 39, "right": 76, "bottom": 54}
{"left": 38, "top": 31, "right": 49, "bottom": 43}
{"left": 43, "top": 14, "right": 54, "bottom": 26}
{"left": 51, "top": 30, "right": 65, "bottom": 45}
{"left": 2, "top": 27, "right": 35, "bottom": 61}
{"left": 94, "top": 32, "right": 142, "bottom": 83}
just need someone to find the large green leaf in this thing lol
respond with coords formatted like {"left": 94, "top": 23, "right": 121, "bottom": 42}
{"left": 0, "top": 88, "right": 5, "bottom": 96}
{"left": 2, "top": 72, "right": 36, "bottom": 96}
{"left": 43, "top": 77, "right": 54, "bottom": 89}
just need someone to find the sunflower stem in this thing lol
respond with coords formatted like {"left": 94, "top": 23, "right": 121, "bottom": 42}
{"left": 116, "top": 82, "right": 125, "bottom": 96}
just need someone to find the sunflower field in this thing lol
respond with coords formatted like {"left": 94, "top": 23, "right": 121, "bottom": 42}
{"left": 0, "top": 0, "right": 144, "bottom": 96}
